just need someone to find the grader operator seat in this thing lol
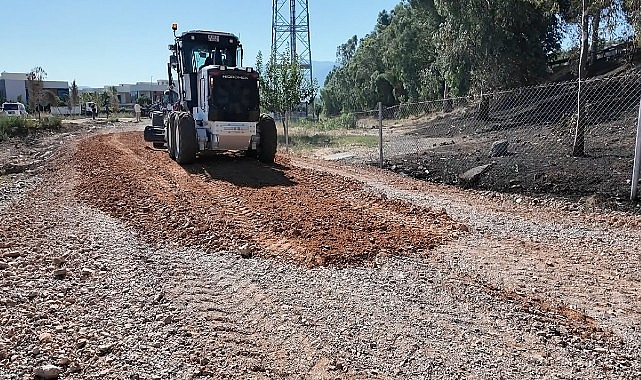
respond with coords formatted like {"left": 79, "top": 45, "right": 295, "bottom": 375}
{"left": 214, "top": 50, "right": 223, "bottom": 65}
{"left": 200, "top": 55, "right": 213, "bottom": 70}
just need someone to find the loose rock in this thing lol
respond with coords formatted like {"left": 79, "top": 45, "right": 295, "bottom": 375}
{"left": 33, "top": 364, "right": 61, "bottom": 380}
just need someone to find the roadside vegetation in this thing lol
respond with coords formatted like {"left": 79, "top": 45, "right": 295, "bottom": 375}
{"left": 279, "top": 116, "right": 377, "bottom": 154}
{"left": 321, "top": 0, "right": 640, "bottom": 115}
{"left": 0, "top": 116, "right": 63, "bottom": 142}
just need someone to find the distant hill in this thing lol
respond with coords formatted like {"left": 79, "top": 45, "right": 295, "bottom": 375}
{"left": 312, "top": 61, "right": 337, "bottom": 87}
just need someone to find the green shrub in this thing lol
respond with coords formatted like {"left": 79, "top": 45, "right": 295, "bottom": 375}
{"left": 292, "top": 118, "right": 316, "bottom": 129}
{"left": 0, "top": 117, "right": 31, "bottom": 139}
{"left": 293, "top": 113, "right": 357, "bottom": 130}
{"left": 292, "top": 113, "right": 357, "bottom": 131}
{"left": 38, "top": 116, "right": 63, "bottom": 130}
{"left": 324, "top": 113, "right": 356, "bottom": 130}
{"left": 0, "top": 116, "right": 64, "bottom": 140}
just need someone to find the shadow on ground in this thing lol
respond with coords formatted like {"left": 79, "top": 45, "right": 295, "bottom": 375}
{"left": 182, "top": 152, "right": 296, "bottom": 188}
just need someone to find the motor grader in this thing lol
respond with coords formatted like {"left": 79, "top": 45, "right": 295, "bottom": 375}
{"left": 144, "top": 24, "right": 277, "bottom": 164}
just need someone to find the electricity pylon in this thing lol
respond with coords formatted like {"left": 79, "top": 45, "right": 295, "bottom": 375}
{"left": 272, "top": 0, "right": 313, "bottom": 87}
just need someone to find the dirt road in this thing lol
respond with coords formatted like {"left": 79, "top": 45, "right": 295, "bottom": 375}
{"left": 1, "top": 126, "right": 640, "bottom": 378}
{"left": 72, "top": 132, "right": 464, "bottom": 267}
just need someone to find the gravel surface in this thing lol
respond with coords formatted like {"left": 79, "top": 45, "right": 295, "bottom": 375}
{"left": 1, "top": 120, "right": 640, "bottom": 379}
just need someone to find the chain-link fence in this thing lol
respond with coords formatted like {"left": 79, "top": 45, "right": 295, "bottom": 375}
{"left": 347, "top": 73, "right": 641, "bottom": 205}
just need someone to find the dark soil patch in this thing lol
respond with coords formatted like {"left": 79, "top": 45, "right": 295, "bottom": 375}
{"left": 380, "top": 76, "right": 641, "bottom": 214}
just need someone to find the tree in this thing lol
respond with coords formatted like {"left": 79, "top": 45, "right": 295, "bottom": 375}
{"left": 570, "top": 0, "right": 590, "bottom": 157}
{"left": 319, "top": 67, "right": 344, "bottom": 115}
{"left": 321, "top": 11, "right": 394, "bottom": 114}
{"left": 137, "top": 93, "right": 151, "bottom": 107}
{"left": 321, "top": 1, "right": 558, "bottom": 115}
{"left": 256, "top": 49, "right": 317, "bottom": 148}
{"left": 623, "top": 0, "right": 641, "bottom": 41}
{"left": 377, "top": 4, "right": 440, "bottom": 102}
{"left": 68, "top": 80, "right": 79, "bottom": 114}
{"left": 26, "top": 67, "right": 56, "bottom": 120}
{"left": 433, "top": 0, "right": 556, "bottom": 95}
{"left": 557, "top": 0, "right": 629, "bottom": 70}
{"left": 558, "top": 0, "right": 622, "bottom": 156}
{"left": 337, "top": 35, "right": 358, "bottom": 65}
{"left": 80, "top": 91, "right": 96, "bottom": 110}
{"left": 97, "top": 91, "right": 112, "bottom": 117}
{"left": 109, "top": 86, "right": 120, "bottom": 113}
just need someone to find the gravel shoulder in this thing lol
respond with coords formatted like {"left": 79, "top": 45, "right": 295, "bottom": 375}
{"left": 1, "top": 123, "right": 640, "bottom": 379}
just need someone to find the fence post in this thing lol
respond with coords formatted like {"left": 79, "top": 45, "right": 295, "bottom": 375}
{"left": 378, "top": 102, "right": 383, "bottom": 169}
{"left": 630, "top": 97, "right": 641, "bottom": 201}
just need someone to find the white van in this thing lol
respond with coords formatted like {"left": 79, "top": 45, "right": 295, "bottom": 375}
{"left": 84, "top": 102, "right": 96, "bottom": 116}
{"left": 1, "top": 102, "right": 28, "bottom": 117}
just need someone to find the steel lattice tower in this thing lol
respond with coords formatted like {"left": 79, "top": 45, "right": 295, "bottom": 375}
{"left": 272, "top": 0, "right": 313, "bottom": 87}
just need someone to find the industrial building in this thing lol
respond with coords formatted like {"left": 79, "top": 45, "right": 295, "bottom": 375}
{"left": 0, "top": 72, "right": 69, "bottom": 103}
{"left": 80, "top": 81, "right": 168, "bottom": 104}
{"left": 1, "top": 71, "right": 167, "bottom": 108}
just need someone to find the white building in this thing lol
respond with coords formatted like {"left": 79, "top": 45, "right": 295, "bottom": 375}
{"left": 80, "top": 81, "right": 168, "bottom": 105}
{"left": 0, "top": 72, "right": 69, "bottom": 103}
{"left": 0, "top": 72, "right": 27, "bottom": 102}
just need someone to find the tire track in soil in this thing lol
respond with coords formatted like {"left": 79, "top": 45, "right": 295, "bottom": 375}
{"left": 0, "top": 136, "right": 278, "bottom": 377}
{"left": 71, "top": 131, "right": 465, "bottom": 267}
{"left": 65, "top": 131, "right": 479, "bottom": 376}
{"left": 1, "top": 129, "right": 636, "bottom": 377}
{"left": 67, "top": 132, "right": 615, "bottom": 340}
{"left": 291, "top": 157, "right": 630, "bottom": 341}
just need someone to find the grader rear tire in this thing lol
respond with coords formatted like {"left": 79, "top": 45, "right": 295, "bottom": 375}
{"left": 257, "top": 114, "right": 277, "bottom": 164}
{"left": 166, "top": 112, "right": 179, "bottom": 160}
{"left": 175, "top": 113, "right": 198, "bottom": 165}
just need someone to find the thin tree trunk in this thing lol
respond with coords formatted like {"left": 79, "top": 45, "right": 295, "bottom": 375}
{"left": 280, "top": 112, "right": 289, "bottom": 153}
{"left": 590, "top": 11, "right": 602, "bottom": 66}
{"left": 442, "top": 82, "right": 452, "bottom": 113}
{"left": 579, "top": 11, "right": 589, "bottom": 80}
{"left": 280, "top": 115, "right": 286, "bottom": 135}
{"left": 285, "top": 110, "right": 290, "bottom": 152}
{"left": 573, "top": 6, "right": 589, "bottom": 157}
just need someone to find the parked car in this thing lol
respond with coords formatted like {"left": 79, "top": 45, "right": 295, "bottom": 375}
{"left": 1, "top": 102, "right": 28, "bottom": 117}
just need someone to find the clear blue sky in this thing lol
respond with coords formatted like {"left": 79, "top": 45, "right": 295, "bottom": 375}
{"left": 2, "top": 0, "right": 400, "bottom": 88}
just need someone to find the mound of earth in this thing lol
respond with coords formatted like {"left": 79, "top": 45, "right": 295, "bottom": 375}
{"left": 70, "top": 132, "right": 466, "bottom": 267}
